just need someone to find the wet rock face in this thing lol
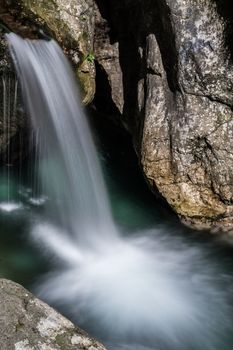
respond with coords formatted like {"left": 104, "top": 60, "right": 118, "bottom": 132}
{"left": 0, "top": 0, "right": 96, "bottom": 163}
{"left": 0, "top": 0, "right": 96, "bottom": 104}
{"left": 142, "top": 0, "right": 233, "bottom": 231}
{"left": 94, "top": 0, "right": 233, "bottom": 231}
{"left": 0, "top": 279, "right": 106, "bottom": 350}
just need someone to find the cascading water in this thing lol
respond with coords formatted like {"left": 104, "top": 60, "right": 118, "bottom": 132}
{"left": 5, "top": 33, "right": 233, "bottom": 350}
{"left": 0, "top": 73, "right": 23, "bottom": 212}
{"left": 6, "top": 33, "right": 117, "bottom": 250}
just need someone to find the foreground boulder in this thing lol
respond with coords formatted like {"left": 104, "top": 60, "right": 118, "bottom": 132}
{"left": 0, "top": 279, "right": 106, "bottom": 350}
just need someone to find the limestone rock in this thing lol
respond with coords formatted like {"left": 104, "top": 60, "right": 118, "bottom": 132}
{"left": 0, "top": 0, "right": 96, "bottom": 162}
{"left": 0, "top": 0, "right": 95, "bottom": 104}
{"left": 94, "top": 0, "right": 233, "bottom": 232}
{"left": 142, "top": 0, "right": 233, "bottom": 231}
{"left": 93, "top": 3, "right": 123, "bottom": 121}
{"left": 0, "top": 279, "right": 106, "bottom": 350}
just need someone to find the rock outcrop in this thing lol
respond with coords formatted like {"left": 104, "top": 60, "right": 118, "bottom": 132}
{"left": 0, "top": 279, "right": 106, "bottom": 350}
{"left": 0, "top": 0, "right": 96, "bottom": 104}
{"left": 94, "top": 0, "right": 233, "bottom": 232}
{"left": 0, "top": 0, "right": 96, "bottom": 163}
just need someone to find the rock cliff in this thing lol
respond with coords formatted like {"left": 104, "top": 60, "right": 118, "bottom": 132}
{"left": 0, "top": 0, "right": 95, "bottom": 104}
{"left": 0, "top": 0, "right": 95, "bottom": 163}
{"left": 94, "top": 0, "right": 233, "bottom": 232}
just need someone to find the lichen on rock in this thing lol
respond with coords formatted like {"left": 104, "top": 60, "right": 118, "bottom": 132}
{"left": 0, "top": 279, "right": 106, "bottom": 350}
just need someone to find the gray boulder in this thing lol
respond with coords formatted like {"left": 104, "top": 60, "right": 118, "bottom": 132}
{"left": 94, "top": 0, "right": 233, "bottom": 232}
{"left": 0, "top": 279, "right": 106, "bottom": 350}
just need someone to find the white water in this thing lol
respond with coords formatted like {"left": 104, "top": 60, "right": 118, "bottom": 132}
{"left": 6, "top": 33, "right": 117, "bottom": 249}
{"left": 6, "top": 33, "right": 233, "bottom": 350}
{"left": 0, "top": 201, "right": 23, "bottom": 212}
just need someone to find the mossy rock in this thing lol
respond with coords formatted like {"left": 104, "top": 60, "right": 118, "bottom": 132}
{"left": 1, "top": 0, "right": 96, "bottom": 104}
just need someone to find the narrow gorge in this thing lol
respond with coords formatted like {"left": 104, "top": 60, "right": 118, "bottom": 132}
{"left": 1, "top": 0, "right": 233, "bottom": 231}
{"left": 1, "top": 1, "right": 233, "bottom": 350}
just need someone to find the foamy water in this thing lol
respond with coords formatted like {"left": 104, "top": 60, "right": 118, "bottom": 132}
{"left": 0, "top": 201, "right": 23, "bottom": 212}
{"left": 32, "top": 223, "right": 232, "bottom": 350}
{"left": 28, "top": 196, "right": 48, "bottom": 206}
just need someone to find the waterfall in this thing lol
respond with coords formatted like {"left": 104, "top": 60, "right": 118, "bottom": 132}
{"left": 6, "top": 33, "right": 117, "bottom": 249}
{"left": 6, "top": 33, "right": 233, "bottom": 350}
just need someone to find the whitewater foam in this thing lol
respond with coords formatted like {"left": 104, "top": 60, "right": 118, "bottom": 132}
{"left": 0, "top": 201, "right": 23, "bottom": 212}
{"left": 32, "top": 223, "right": 231, "bottom": 350}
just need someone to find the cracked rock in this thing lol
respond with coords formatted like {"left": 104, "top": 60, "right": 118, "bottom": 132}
{"left": 94, "top": 0, "right": 233, "bottom": 232}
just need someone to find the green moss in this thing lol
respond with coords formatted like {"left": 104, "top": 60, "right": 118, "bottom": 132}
{"left": 7, "top": 0, "right": 96, "bottom": 104}
{"left": 15, "top": 319, "right": 25, "bottom": 332}
{"left": 77, "top": 66, "right": 95, "bottom": 105}
{"left": 55, "top": 332, "right": 75, "bottom": 349}
{"left": 84, "top": 53, "right": 95, "bottom": 63}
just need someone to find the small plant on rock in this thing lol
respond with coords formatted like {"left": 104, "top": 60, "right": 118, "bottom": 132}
{"left": 84, "top": 53, "right": 95, "bottom": 63}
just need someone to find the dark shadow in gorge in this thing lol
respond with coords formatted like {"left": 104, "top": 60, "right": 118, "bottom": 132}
{"left": 94, "top": 61, "right": 121, "bottom": 119}
{"left": 94, "top": 0, "right": 179, "bottom": 206}
{"left": 94, "top": 0, "right": 143, "bottom": 136}
{"left": 89, "top": 106, "right": 179, "bottom": 231}
{"left": 94, "top": 0, "right": 179, "bottom": 138}
{"left": 214, "top": 0, "right": 233, "bottom": 61}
